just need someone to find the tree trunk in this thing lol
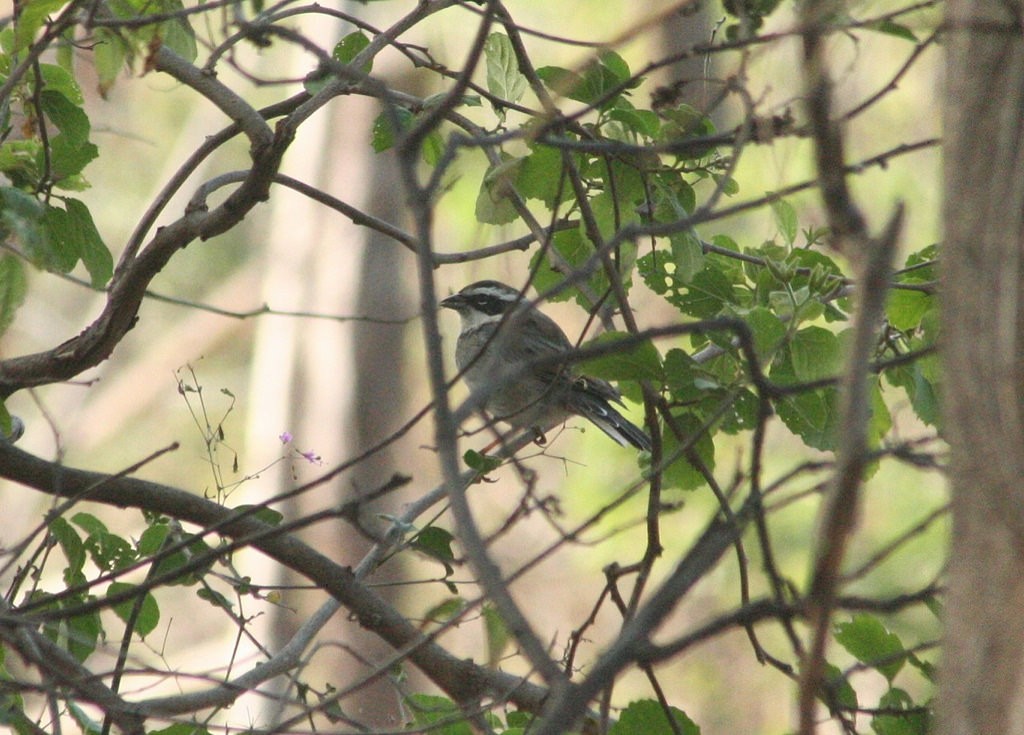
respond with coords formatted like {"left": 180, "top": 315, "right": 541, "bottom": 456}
{"left": 940, "top": 2, "right": 1024, "bottom": 733}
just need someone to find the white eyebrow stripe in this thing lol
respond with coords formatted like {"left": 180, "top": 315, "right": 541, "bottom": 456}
{"left": 465, "top": 286, "right": 520, "bottom": 302}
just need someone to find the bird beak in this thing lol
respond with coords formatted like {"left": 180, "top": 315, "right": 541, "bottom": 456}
{"left": 439, "top": 294, "right": 463, "bottom": 309}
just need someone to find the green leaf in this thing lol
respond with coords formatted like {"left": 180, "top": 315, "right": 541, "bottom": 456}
{"left": 14, "top": 0, "right": 67, "bottom": 52}
{"left": 483, "top": 33, "right": 527, "bottom": 105}
{"left": 868, "top": 19, "right": 918, "bottom": 42}
{"left": 411, "top": 526, "right": 456, "bottom": 573}
{"left": 0, "top": 401, "right": 14, "bottom": 440}
{"left": 775, "top": 386, "right": 839, "bottom": 450}
{"left": 371, "top": 107, "right": 413, "bottom": 152}
{"left": 0, "top": 186, "right": 46, "bottom": 250}
{"left": 421, "top": 597, "right": 466, "bottom": 626}
{"left": 49, "top": 516, "right": 86, "bottom": 581}
{"left": 0, "top": 255, "right": 27, "bottom": 338}
{"left": 534, "top": 65, "right": 580, "bottom": 95}
{"left": 475, "top": 157, "right": 521, "bottom": 225}
{"left": 790, "top": 326, "right": 840, "bottom": 382}
{"left": 887, "top": 288, "right": 931, "bottom": 331}
{"left": 581, "top": 331, "right": 662, "bottom": 382}
{"left": 770, "top": 196, "right": 798, "bottom": 246}
{"left": 871, "top": 687, "right": 929, "bottom": 735}
{"left": 332, "top": 30, "right": 372, "bottom": 73}
{"left": 71, "top": 512, "right": 108, "bottom": 537}
{"left": 404, "top": 694, "right": 473, "bottom": 735}
{"left": 868, "top": 380, "right": 892, "bottom": 445}
{"left": 463, "top": 449, "right": 502, "bottom": 474}
{"left": 662, "top": 412, "right": 714, "bottom": 490}
{"left": 884, "top": 361, "right": 939, "bottom": 426}
{"left": 822, "top": 661, "right": 858, "bottom": 710}
{"left": 482, "top": 604, "right": 510, "bottom": 667}
{"left": 137, "top": 523, "right": 170, "bottom": 557}
{"left": 93, "top": 29, "right": 128, "bottom": 96}
{"left": 107, "top": 582, "right": 160, "bottom": 638}
{"left": 664, "top": 348, "right": 700, "bottom": 403}
{"left": 610, "top": 699, "right": 701, "bottom": 735}
{"left": 232, "top": 504, "right": 285, "bottom": 526}
{"left": 65, "top": 607, "right": 102, "bottom": 663}
{"left": 150, "top": 535, "right": 216, "bottom": 586}
{"left": 834, "top": 613, "right": 906, "bottom": 682}
{"left": 517, "top": 144, "right": 565, "bottom": 206}
{"left": 674, "top": 266, "right": 737, "bottom": 318}
{"left": 607, "top": 107, "right": 660, "bottom": 138}
{"left": 65, "top": 199, "right": 112, "bottom": 287}
{"left": 746, "top": 306, "right": 786, "bottom": 361}
{"left": 148, "top": 724, "right": 213, "bottom": 735}
{"left": 598, "top": 49, "right": 632, "bottom": 84}
{"left": 197, "top": 586, "right": 233, "bottom": 610}
{"left": 670, "top": 231, "right": 704, "bottom": 283}
{"left": 159, "top": 0, "right": 198, "bottom": 63}
{"left": 38, "top": 63, "right": 84, "bottom": 104}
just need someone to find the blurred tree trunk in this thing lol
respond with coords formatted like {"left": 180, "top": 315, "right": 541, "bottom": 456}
{"left": 939, "top": 2, "right": 1024, "bottom": 733}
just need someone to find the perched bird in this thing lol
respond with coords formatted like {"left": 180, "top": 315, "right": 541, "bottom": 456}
{"left": 440, "top": 280, "right": 652, "bottom": 451}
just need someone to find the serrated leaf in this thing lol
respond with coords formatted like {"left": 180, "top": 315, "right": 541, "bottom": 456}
{"left": 0, "top": 255, "right": 27, "bottom": 338}
{"left": 483, "top": 33, "right": 527, "bottom": 104}
{"left": 834, "top": 614, "right": 906, "bottom": 682}
{"left": 609, "top": 699, "right": 700, "bottom": 735}
{"left": 108, "top": 582, "right": 160, "bottom": 638}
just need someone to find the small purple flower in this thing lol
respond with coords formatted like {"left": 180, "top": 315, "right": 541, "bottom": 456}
{"left": 279, "top": 431, "right": 293, "bottom": 444}
{"left": 300, "top": 450, "right": 322, "bottom": 465}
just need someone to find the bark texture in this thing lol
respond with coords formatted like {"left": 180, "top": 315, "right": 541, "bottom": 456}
{"left": 940, "top": 2, "right": 1024, "bottom": 733}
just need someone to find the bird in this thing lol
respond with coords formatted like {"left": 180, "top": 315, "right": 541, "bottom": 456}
{"left": 440, "top": 280, "right": 652, "bottom": 451}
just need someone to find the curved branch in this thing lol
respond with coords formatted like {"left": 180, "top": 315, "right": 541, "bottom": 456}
{"left": 0, "top": 441, "right": 551, "bottom": 720}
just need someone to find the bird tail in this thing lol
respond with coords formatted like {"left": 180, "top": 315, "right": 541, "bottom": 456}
{"left": 569, "top": 388, "right": 652, "bottom": 451}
